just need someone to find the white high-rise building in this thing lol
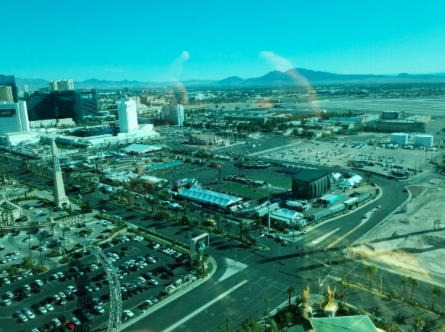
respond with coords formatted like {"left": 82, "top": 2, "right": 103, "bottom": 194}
{"left": 161, "top": 104, "right": 184, "bottom": 126}
{"left": 0, "top": 101, "right": 30, "bottom": 134}
{"left": 117, "top": 97, "right": 138, "bottom": 133}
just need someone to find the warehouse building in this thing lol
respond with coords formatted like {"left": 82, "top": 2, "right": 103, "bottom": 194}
{"left": 291, "top": 169, "right": 331, "bottom": 199}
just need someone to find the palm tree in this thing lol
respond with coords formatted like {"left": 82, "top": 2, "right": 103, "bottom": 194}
{"left": 400, "top": 275, "right": 408, "bottom": 299}
{"left": 369, "top": 265, "right": 378, "bottom": 290}
{"left": 225, "top": 316, "right": 231, "bottom": 332}
{"left": 174, "top": 206, "right": 180, "bottom": 222}
{"left": 361, "top": 263, "right": 368, "bottom": 285}
{"left": 225, "top": 222, "right": 233, "bottom": 237}
{"left": 413, "top": 316, "right": 426, "bottom": 332}
{"left": 215, "top": 214, "right": 221, "bottom": 232}
{"left": 430, "top": 285, "right": 443, "bottom": 310}
{"left": 340, "top": 278, "right": 350, "bottom": 303}
{"left": 264, "top": 297, "right": 271, "bottom": 330}
{"left": 408, "top": 277, "right": 420, "bottom": 302}
{"left": 285, "top": 286, "right": 295, "bottom": 308}
{"left": 199, "top": 211, "right": 205, "bottom": 225}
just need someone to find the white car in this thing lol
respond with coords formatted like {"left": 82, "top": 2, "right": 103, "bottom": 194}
{"left": 45, "top": 303, "right": 54, "bottom": 311}
{"left": 18, "top": 313, "right": 28, "bottom": 322}
{"left": 123, "top": 310, "right": 134, "bottom": 318}
{"left": 38, "top": 306, "right": 47, "bottom": 314}
{"left": 67, "top": 285, "right": 77, "bottom": 293}
{"left": 22, "top": 307, "right": 35, "bottom": 319}
{"left": 5, "top": 291, "right": 14, "bottom": 298}
{"left": 35, "top": 279, "right": 44, "bottom": 286}
{"left": 2, "top": 299, "right": 11, "bottom": 305}
{"left": 135, "top": 277, "right": 145, "bottom": 284}
{"left": 51, "top": 318, "right": 62, "bottom": 327}
{"left": 94, "top": 305, "right": 105, "bottom": 314}
{"left": 148, "top": 279, "right": 158, "bottom": 286}
{"left": 71, "top": 316, "right": 81, "bottom": 326}
{"left": 146, "top": 256, "right": 156, "bottom": 264}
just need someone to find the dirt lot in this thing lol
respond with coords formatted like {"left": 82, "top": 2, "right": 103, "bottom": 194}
{"left": 355, "top": 180, "right": 445, "bottom": 283}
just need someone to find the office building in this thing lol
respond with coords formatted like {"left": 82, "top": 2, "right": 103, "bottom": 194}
{"left": 161, "top": 104, "right": 184, "bottom": 126}
{"left": 0, "top": 86, "right": 14, "bottom": 103}
{"left": 0, "top": 101, "right": 30, "bottom": 134}
{"left": 118, "top": 97, "right": 138, "bottom": 133}
{"left": 0, "top": 75, "right": 18, "bottom": 102}
{"left": 49, "top": 79, "right": 75, "bottom": 91}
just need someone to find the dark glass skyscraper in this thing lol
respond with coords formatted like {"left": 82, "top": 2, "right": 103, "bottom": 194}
{"left": 0, "top": 75, "right": 18, "bottom": 102}
{"left": 26, "top": 89, "right": 98, "bottom": 122}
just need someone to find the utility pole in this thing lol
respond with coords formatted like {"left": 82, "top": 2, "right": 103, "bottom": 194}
{"left": 267, "top": 185, "right": 271, "bottom": 232}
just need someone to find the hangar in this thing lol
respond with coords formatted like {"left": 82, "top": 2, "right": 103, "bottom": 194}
{"left": 291, "top": 169, "right": 331, "bottom": 199}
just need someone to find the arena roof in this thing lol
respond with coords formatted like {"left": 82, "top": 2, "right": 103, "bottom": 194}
{"left": 292, "top": 169, "right": 329, "bottom": 182}
{"left": 178, "top": 186, "right": 242, "bottom": 209}
{"left": 122, "top": 144, "right": 162, "bottom": 154}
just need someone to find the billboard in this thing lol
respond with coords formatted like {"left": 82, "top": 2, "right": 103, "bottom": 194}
{"left": 191, "top": 233, "right": 209, "bottom": 253}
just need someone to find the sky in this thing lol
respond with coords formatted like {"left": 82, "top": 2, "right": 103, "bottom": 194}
{"left": 2, "top": 0, "right": 445, "bottom": 82}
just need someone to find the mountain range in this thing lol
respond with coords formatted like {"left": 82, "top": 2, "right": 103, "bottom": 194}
{"left": 16, "top": 68, "right": 445, "bottom": 89}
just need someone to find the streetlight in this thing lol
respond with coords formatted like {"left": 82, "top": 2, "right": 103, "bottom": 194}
{"left": 267, "top": 185, "right": 271, "bottom": 232}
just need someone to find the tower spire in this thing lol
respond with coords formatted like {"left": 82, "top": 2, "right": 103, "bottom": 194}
{"left": 51, "top": 140, "right": 70, "bottom": 208}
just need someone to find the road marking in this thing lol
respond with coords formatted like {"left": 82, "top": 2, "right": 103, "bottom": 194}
{"left": 162, "top": 280, "right": 248, "bottom": 332}
{"left": 308, "top": 228, "right": 340, "bottom": 247}
{"left": 325, "top": 223, "right": 362, "bottom": 250}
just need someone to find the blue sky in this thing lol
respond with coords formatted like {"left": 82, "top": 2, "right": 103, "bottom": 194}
{"left": 2, "top": 0, "right": 445, "bottom": 81}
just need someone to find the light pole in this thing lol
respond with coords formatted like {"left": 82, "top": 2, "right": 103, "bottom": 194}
{"left": 267, "top": 185, "right": 271, "bottom": 232}
{"left": 234, "top": 242, "right": 241, "bottom": 266}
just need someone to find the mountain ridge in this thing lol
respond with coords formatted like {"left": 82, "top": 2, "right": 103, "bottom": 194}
{"left": 16, "top": 68, "right": 445, "bottom": 89}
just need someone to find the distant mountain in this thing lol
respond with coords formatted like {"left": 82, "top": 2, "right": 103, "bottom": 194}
{"left": 15, "top": 68, "right": 445, "bottom": 90}
{"left": 396, "top": 73, "right": 444, "bottom": 79}
{"left": 216, "top": 76, "right": 245, "bottom": 84}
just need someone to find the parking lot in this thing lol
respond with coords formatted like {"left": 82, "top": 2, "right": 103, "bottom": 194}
{"left": 0, "top": 233, "right": 192, "bottom": 332}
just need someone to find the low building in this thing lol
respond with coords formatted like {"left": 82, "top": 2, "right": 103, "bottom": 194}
{"left": 189, "top": 134, "right": 221, "bottom": 145}
{"left": 178, "top": 186, "right": 242, "bottom": 209}
{"left": 270, "top": 208, "right": 304, "bottom": 226}
{"left": 122, "top": 144, "right": 162, "bottom": 154}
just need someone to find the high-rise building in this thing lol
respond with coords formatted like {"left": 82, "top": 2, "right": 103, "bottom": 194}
{"left": 26, "top": 89, "right": 98, "bottom": 122}
{"left": 0, "top": 86, "right": 14, "bottom": 103}
{"left": 161, "top": 104, "right": 184, "bottom": 126}
{"left": 74, "top": 89, "right": 98, "bottom": 119}
{"left": 117, "top": 97, "right": 138, "bottom": 133}
{"left": 0, "top": 75, "right": 18, "bottom": 102}
{"left": 49, "top": 79, "right": 75, "bottom": 92}
{"left": 0, "top": 101, "right": 30, "bottom": 134}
